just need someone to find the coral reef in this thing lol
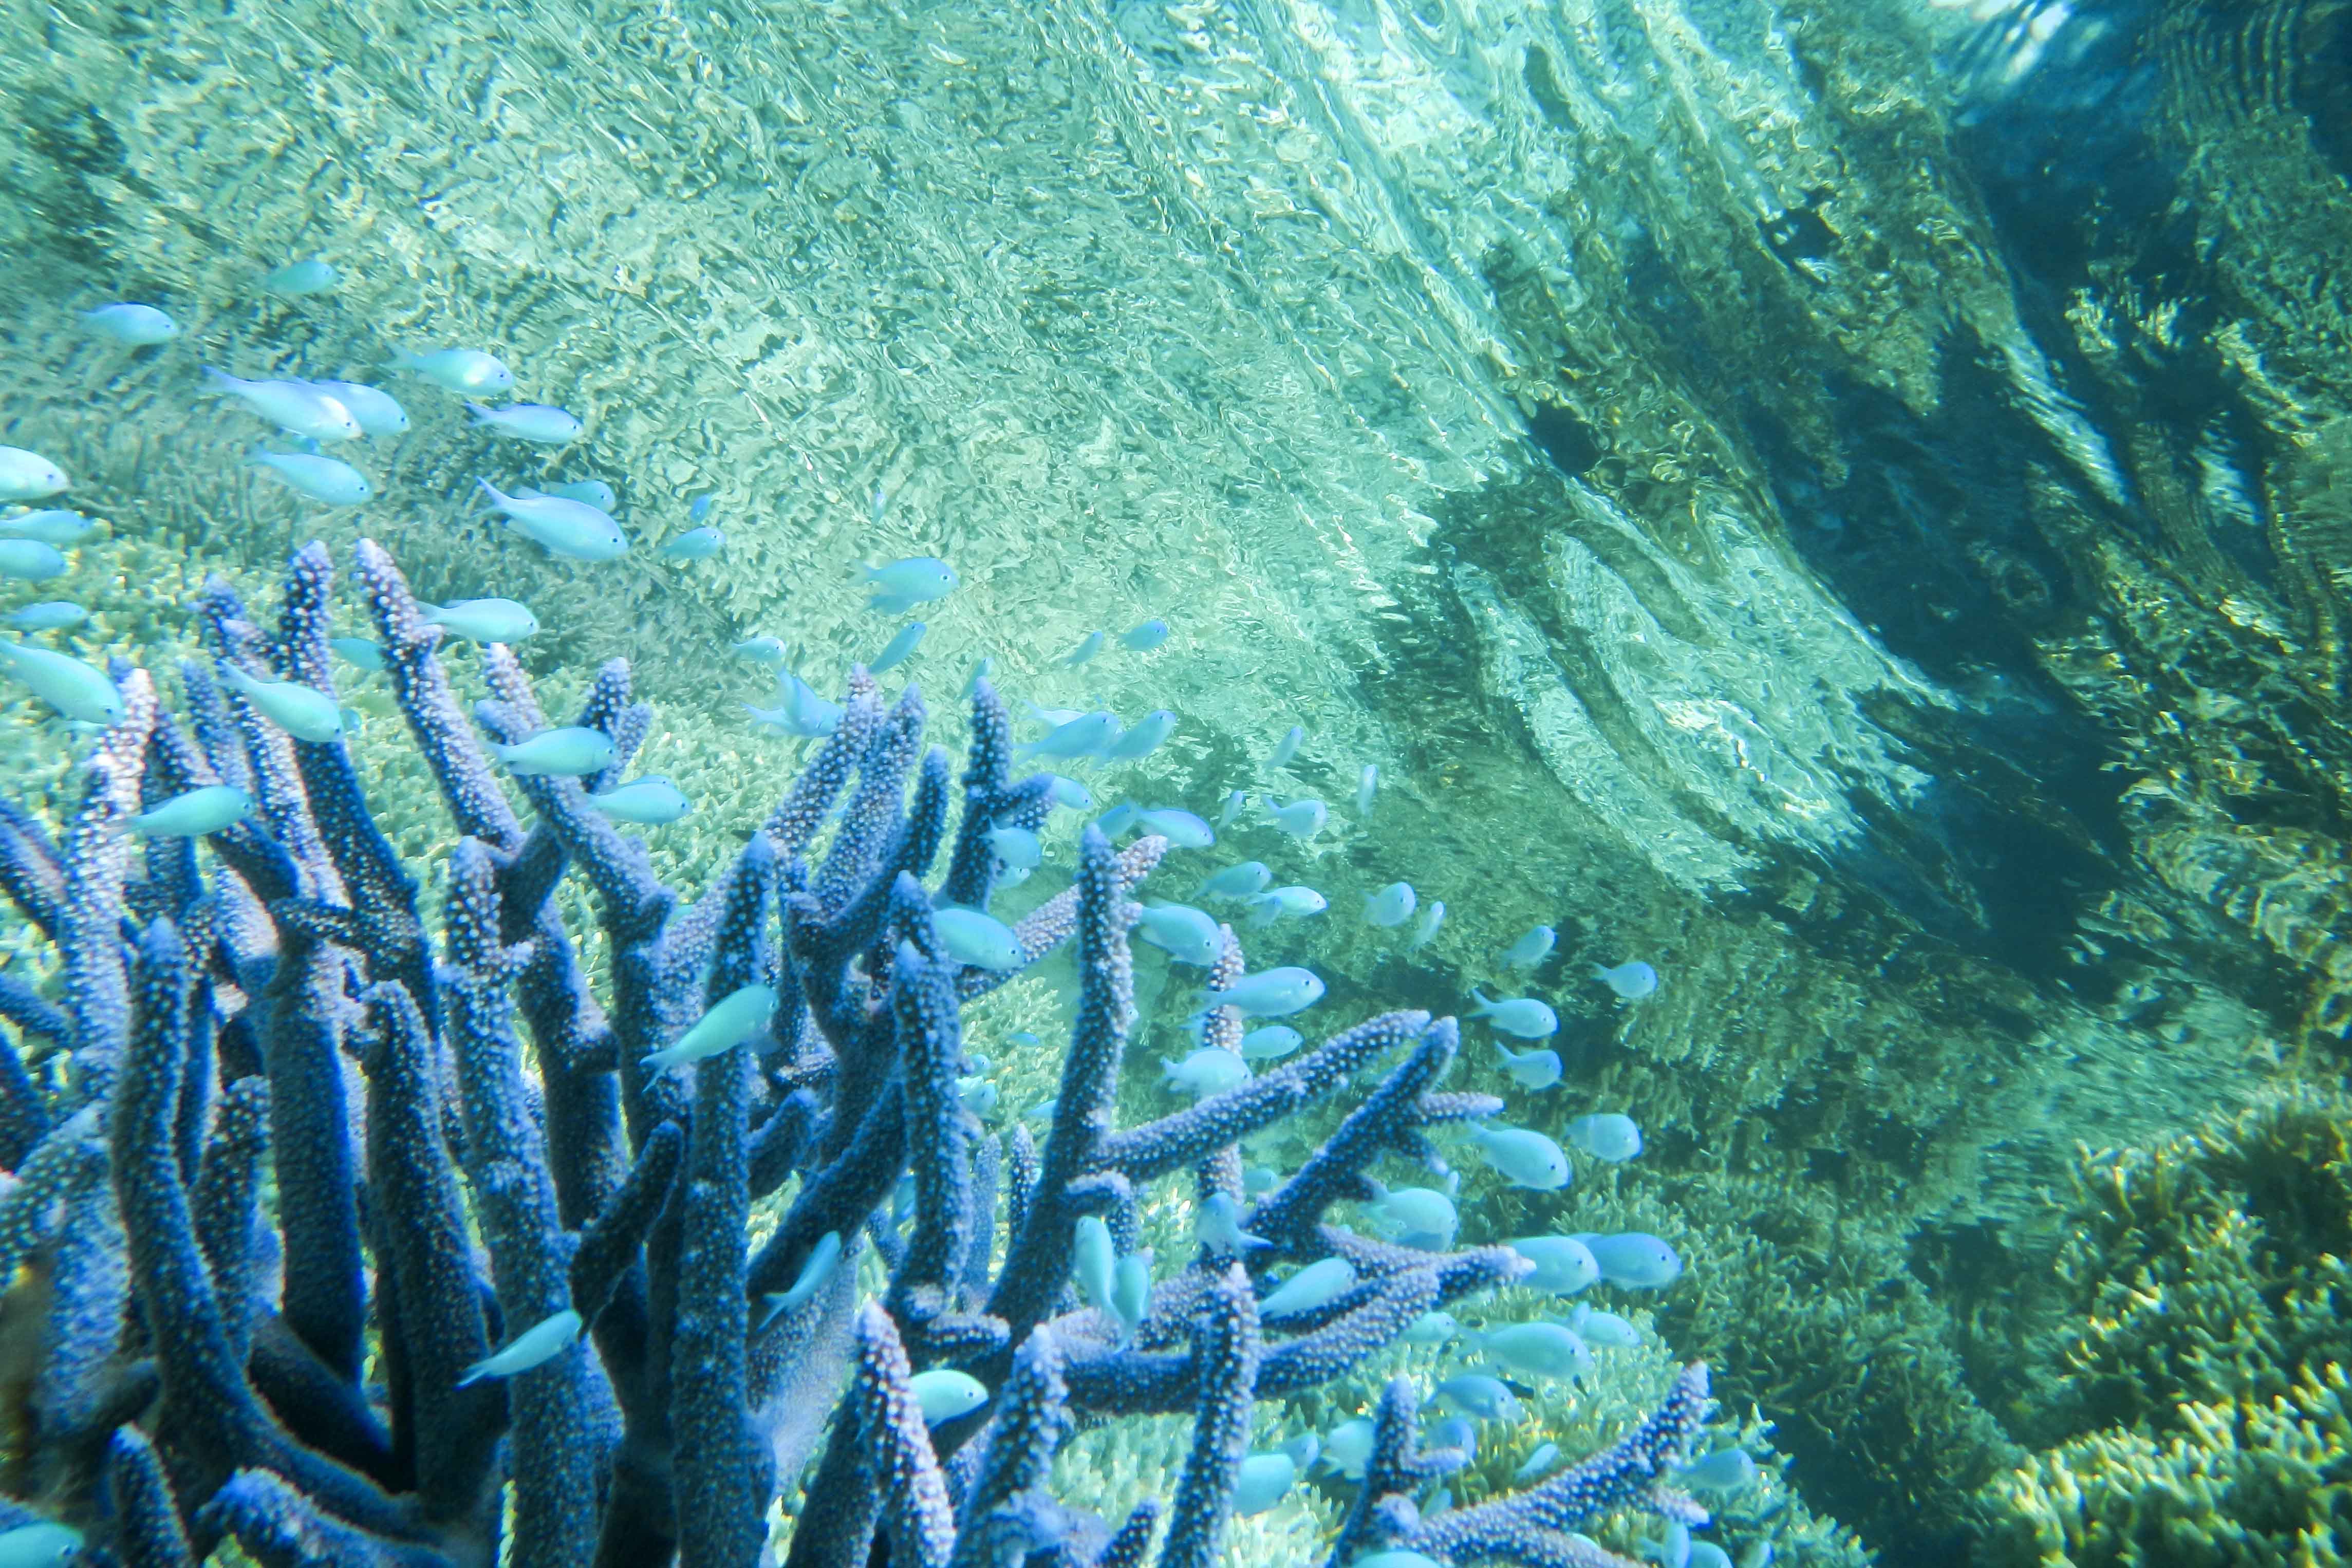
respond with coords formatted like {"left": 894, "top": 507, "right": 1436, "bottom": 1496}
{"left": 0, "top": 537, "right": 1719, "bottom": 1565}
{"left": 1974, "top": 1086, "right": 2352, "bottom": 1565}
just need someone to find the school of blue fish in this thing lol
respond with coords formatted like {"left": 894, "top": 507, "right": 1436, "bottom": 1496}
{"left": 0, "top": 272, "right": 1748, "bottom": 1568}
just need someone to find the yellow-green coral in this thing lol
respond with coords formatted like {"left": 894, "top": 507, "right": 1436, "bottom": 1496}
{"left": 1975, "top": 1087, "right": 2352, "bottom": 1565}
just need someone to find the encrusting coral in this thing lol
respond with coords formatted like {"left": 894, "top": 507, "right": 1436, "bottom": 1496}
{"left": 0, "top": 537, "right": 1716, "bottom": 1566}
{"left": 1974, "top": 1086, "right": 2352, "bottom": 1566}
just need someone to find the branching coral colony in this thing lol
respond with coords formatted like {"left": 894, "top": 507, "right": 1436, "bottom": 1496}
{"left": 0, "top": 539, "right": 1711, "bottom": 1568}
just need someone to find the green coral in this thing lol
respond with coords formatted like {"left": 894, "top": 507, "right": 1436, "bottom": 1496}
{"left": 1975, "top": 1087, "right": 2352, "bottom": 1565}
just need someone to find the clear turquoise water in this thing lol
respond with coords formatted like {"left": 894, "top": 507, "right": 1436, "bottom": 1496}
{"left": 6, "top": 0, "right": 2352, "bottom": 1562}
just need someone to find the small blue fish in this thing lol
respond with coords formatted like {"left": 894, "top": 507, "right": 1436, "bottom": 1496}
{"left": 1045, "top": 775, "right": 1094, "bottom": 811}
{"left": 1238, "top": 1024, "right": 1302, "bottom": 1061}
{"left": 1231, "top": 1452, "right": 1295, "bottom": 1517}
{"left": 1355, "top": 763, "right": 1378, "bottom": 816}
{"left": 477, "top": 480, "right": 626, "bottom": 561}
{"left": 1258, "top": 1257, "right": 1355, "bottom": 1317}
{"left": 1022, "top": 711, "right": 1119, "bottom": 761}
{"left": 0, "top": 540, "right": 66, "bottom": 582}
{"left": 1596, "top": 960, "right": 1659, "bottom": 999}
{"left": 1563, "top": 1113, "right": 1642, "bottom": 1162}
{"left": 1466, "top": 1125, "right": 1571, "bottom": 1190}
{"left": 1, "top": 509, "right": 99, "bottom": 546}
{"left": 311, "top": 380, "right": 410, "bottom": 436}
{"left": 1494, "top": 1041, "right": 1561, "bottom": 1091}
{"left": 1161, "top": 1047, "right": 1249, "bottom": 1098}
{"left": 132, "top": 785, "right": 254, "bottom": 838}
{"left": 1073, "top": 1216, "right": 1115, "bottom": 1313}
{"left": 1503, "top": 925, "right": 1556, "bottom": 970}
{"left": 1205, "top": 967, "right": 1324, "bottom": 1018}
{"left": 1577, "top": 1231, "right": 1683, "bottom": 1290}
{"left": 1214, "top": 789, "right": 1248, "bottom": 829}
{"left": 690, "top": 493, "right": 716, "bottom": 521}
{"left": 422, "top": 598, "right": 538, "bottom": 643}
{"left": 1426, "top": 1417, "right": 1478, "bottom": 1459}
{"left": 1266, "top": 797, "right": 1326, "bottom": 837}
{"left": 744, "top": 675, "right": 843, "bottom": 738}
{"left": 1195, "top": 1192, "right": 1272, "bottom": 1254}
{"left": 1096, "top": 801, "right": 1141, "bottom": 838}
{"left": 249, "top": 449, "right": 371, "bottom": 506}
{"left": 1135, "top": 902, "right": 1222, "bottom": 966}
{"left": 206, "top": 368, "right": 361, "bottom": 440}
{"left": 1679, "top": 1448, "right": 1758, "bottom": 1491}
{"left": 1320, "top": 1418, "right": 1375, "bottom": 1479}
{"left": 1135, "top": 806, "right": 1211, "bottom": 847}
{"left": 1402, "top": 1310, "right": 1458, "bottom": 1347}
{"left": 985, "top": 827, "right": 1042, "bottom": 868}
{"left": 1567, "top": 1302, "right": 1641, "bottom": 1347}
{"left": 1362, "top": 881, "right": 1416, "bottom": 928}
{"left": 458, "top": 1309, "right": 582, "bottom": 1386}
{"left": 864, "top": 556, "right": 957, "bottom": 612}
{"left": 909, "top": 1369, "right": 988, "bottom": 1425}
{"left": 1469, "top": 990, "right": 1558, "bottom": 1039}
{"left": 1120, "top": 619, "right": 1169, "bottom": 651}
{"left": 958, "top": 1075, "right": 997, "bottom": 1116}
{"left": 1510, "top": 1235, "right": 1600, "bottom": 1294}
{"left": 1, "top": 641, "right": 122, "bottom": 723}
{"left": 84, "top": 302, "right": 179, "bottom": 344}
{"left": 264, "top": 258, "right": 340, "bottom": 294}
{"left": 585, "top": 776, "right": 694, "bottom": 825}
{"left": 1109, "top": 1248, "right": 1152, "bottom": 1343}
{"left": 868, "top": 621, "right": 926, "bottom": 675}
{"left": 932, "top": 909, "right": 1024, "bottom": 971}
{"left": 659, "top": 527, "right": 725, "bottom": 561}
{"left": 757, "top": 1230, "right": 844, "bottom": 1326}
{"left": 1266, "top": 724, "right": 1303, "bottom": 771}
{"left": 1513, "top": 1442, "right": 1563, "bottom": 1482}
{"left": 1360, "top": 1181, "right": 1457, "bottom": 1250}
{"left": 1433, "top": 1374, "right": 1521, "bottom": 1422}
{"left": 1244, "top": 886, "right": 1324, "bottom": 927}
{"left": 221, "top": 664, "right": 347, "bottom": 742}
{"left": 388, "top": 346, "right": 513, "bottom": 395}
{"left": 492, "top": 726, "right": 616, "bottom": 778}
{"left": 1407, "top": 899, "right": 1447, "bottom": 950}
{"left": 1199, "top": 861, "right": 1272, "bottom": 900}
{"left": 1105, "top": 710, "right": 1177, "bottom": 763}
{"left": 1473, "top": 1321, "right": 1592, "bottom": 1383}
{"left": 733, "top": 637, "right": 787, "bottom": 665}
{"left": 0, "top": 1520, "right": 83, "bottom": 1565}
{"left": 466, "top": 401, "right": 583, "bottom": 442}
{"left": 4, "top": 602, "right": 87, "bottom": 632}
{"left": 1063, "top": 630, "right": 1105, "bottom": 666}
{"left": 1243, "top": 1165, "right": 1280, "bottom": 1196}
{"left": 641, "top": 984, "right": 777, "bottom": 1071}
{"left": 0, "top": 447, "right": 68, "bottom": 502}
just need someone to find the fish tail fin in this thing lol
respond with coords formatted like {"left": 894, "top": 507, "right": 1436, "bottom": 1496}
{"left": 463, "top": 400, "right": 492, "bottom": 423}
{"left": 385, "top": 348, "right": 422, "bottom": 370}
{"left": 454, "top": 1359, "right": 492, "bottom": 1388}
{"left": 200, "top": 365, "right": 236, "bottom": 391}
{"left": 474, "top": 477, "right": 508, "bottom": 507}
{"left": 244, "top": 447, "right": 270, "bottom": 468}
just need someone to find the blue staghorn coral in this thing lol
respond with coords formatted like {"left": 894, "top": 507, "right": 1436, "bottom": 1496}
{"left": 0, "top": 538, "right": 1712, "bottom": 1566}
